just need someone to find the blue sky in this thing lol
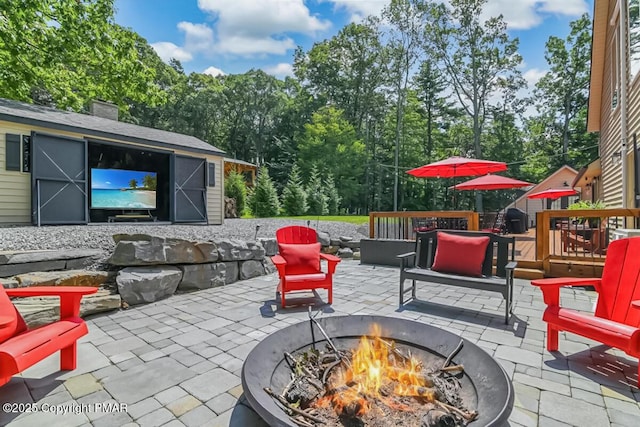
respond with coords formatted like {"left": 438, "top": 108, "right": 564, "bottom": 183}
{"left": 91, "top": 169, "right": 156, "bottom": 189}
{"left": 114, "top": 0, "right": 594, "bottom": 88}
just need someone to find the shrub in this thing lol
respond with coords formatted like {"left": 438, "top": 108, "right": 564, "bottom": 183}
{"left": 282, "top": 164, "right": 308, "bottom": 216}
{"left": 248, "top": 167, "right": 280, "bottom": 217}
{"left": 306, "top": 165, "right": 328, "bottom": 215}
{"left": 324, "top": 173, "right": 341, "bottom": 215}
{"left": 224, "top": 170, "right": 247, "bottom": 215}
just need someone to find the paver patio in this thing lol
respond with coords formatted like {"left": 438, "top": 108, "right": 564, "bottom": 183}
{"left": 1, "top": 260, "right": 639, "bottom": 426}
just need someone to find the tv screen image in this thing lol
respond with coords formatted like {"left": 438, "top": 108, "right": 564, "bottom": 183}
{"left": 91, "top": 168, "right": 157, "bottom": 209}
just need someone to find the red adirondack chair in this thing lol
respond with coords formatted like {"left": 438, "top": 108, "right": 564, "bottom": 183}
{"left": 271, "top": 226, "right": 341, "bottom": 308}
{"left": 531, "top": 237, "right": 640, "bottom": 386}
{"left": 0, "top": 284, "right": 97, "bottom": 387}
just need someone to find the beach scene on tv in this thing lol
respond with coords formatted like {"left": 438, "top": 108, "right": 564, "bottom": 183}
{"left": 91, "top": 168, "right": 157, "bottom": 209}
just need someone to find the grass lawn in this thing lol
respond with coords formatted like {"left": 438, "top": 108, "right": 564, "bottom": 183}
{"left": 244, "top": 215, "right": 369, "bottom": 225}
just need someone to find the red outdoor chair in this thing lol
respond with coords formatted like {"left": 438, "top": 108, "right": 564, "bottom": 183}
{"left": 531, "top": 237, "right": 640, "bottom": 386}
{"left": 0, "top": 283, "right": 97, "bottom": 387}
{"left": 271, "top": 226, "right": 341, "bottom": 308}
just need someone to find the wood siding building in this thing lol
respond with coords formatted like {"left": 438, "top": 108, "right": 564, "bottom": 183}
{"left": 0, "top": 98, "right": 225, "bottom": 225}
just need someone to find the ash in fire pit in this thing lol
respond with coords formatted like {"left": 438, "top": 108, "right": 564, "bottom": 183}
{"left": 242, "top": 315, "right": 513, "bottom": 427}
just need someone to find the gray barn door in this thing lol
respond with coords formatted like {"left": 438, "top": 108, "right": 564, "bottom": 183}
{"left": 31, "top": 133, "right": 88, "bottom": 225}
{"left": 172, "top": 155, "right": 207, "bottom": 223}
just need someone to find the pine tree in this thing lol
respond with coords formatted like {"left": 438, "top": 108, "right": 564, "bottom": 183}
{"left": 282, "top": 164, "right": 308, "bottom": 216}
{"left": 248, "top": 167, "right": 280, "bottom": 217}
{"left": 306, "top": 165, "right": 328, "bottom": 215}
{"left": 324, "top": 173, "right": 341, "bottom": 215}
{"left": 224, "top": 170, "right": 247, "bottom": 215}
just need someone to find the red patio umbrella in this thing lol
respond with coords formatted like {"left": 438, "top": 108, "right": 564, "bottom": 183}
{"left": 453, "top": 174, "right": 533, "bottom": 191}
{"left": 527, "top": 188, "right": 578, "bottom": 200}
{"left": 407, "top": 156, "right": 508, "bottom": 178}
{"left": 407, "top": 156, "right": 508, "bottom": 209}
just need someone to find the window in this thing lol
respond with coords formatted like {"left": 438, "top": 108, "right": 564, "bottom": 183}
{"left": 5, "top": 134, "right": 21, "bottom": 171}
{"left": 208, "top": 163, "right": 216, "bottom": 187}
{"left": 22, "top": 135, "right": 31, "bottom": 172}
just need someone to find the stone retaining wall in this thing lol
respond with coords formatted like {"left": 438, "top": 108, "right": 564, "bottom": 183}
{"left": 3, "top": 232, "right": 361, "bottom": 325}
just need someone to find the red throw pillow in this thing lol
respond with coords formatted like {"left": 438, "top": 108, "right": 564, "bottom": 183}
{"left": 278, "top": 243, "right": 321, "bottom": 275}
{"left": 431, "top": 232, "right": 490, "bottom": 277}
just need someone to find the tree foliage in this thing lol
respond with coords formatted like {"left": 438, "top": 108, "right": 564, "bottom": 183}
{"left": 224, "top": 170, "right": 247, "bottom": 215}
{"left": 248, "top": 168, "right": 280, "bottom": 217}
{"left": 0, "top": 2, "right": 598, "bottom": 214}
{"left": 281, "top": 164, "right": 308, "bottom": 216}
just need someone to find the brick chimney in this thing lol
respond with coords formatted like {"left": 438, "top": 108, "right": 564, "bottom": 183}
{"left": 90, "top": 100, "right": 118, "bottom": 121}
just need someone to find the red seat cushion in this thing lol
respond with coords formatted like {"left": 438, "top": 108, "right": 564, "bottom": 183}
{"left": 278, "top": 243, "right": 322, "bottom": 275}
{"left": 431, "top": 232, "right": 490, "bottom": 277}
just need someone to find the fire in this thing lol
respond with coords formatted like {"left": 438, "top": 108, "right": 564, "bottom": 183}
{"left": 315, "top": 324, "right": 433, "bottom": 416}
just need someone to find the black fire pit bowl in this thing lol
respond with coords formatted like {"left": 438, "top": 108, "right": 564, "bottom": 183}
{"left": 242, "top": 315, "right": 514, "bottom": 427}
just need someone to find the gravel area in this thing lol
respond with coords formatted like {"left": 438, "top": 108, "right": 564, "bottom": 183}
{"left": 0, "top": 218, "right": 368, "bottom": 254}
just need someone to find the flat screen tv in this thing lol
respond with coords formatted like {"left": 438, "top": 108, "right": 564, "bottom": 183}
{"left": 91, "top": 168, "right": 157, "bottom": 209}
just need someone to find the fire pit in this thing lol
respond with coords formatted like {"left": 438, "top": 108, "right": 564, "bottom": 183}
{"left": 242, "top": 315, "right": 513, "bottom": 427}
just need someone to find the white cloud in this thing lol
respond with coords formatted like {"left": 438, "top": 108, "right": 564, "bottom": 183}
{"left": 482, "top": 0, "right": 589, "bottom": 30}
{"left": 324, "top": 0, "right": 387, "bottom": 22}
{"left": 202, "top": 66, "right": 225, "bottom": 77}
{"left": 264, "top": 63, "right": 294, "bottom": 78}
{"left": 197, "top": 0, "right": 331, "bottom": 55}
{"left": 523, "top": 68, "right": 547, "bottom": 87}
{"left": 151, "top": 41, "right": 193, "bottom": 62}
{"left": 177, "top": 22, "right": 215, "bottom": 53}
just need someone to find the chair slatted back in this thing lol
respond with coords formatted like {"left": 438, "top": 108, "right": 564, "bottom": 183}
{"left": 595, "top": 237, "right": 640, "bottom": 327}
{"left": 276, "top": 226, "right": 318, "bottom": 244}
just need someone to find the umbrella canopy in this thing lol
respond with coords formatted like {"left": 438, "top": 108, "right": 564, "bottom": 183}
{"left": 407, "top": 156, "right": 508, "bottom": 178}
{"left": 527, "top": 188, "right": 578, "bottom": 200}
{"left": 453, "top": 174, "right": 534, "bottom": 191}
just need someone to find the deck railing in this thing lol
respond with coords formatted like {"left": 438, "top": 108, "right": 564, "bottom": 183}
{"left": 535, "top": 209, "right": 640, "bottom": 263}
{"left": 369, "top": 211, "right": 480, "bottom": 239}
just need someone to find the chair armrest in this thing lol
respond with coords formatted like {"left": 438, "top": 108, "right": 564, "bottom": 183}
{"left": 6, "top": 286, "right": 97, "bottom": 319}
{"left": 531, "top": 278, "right": 602, "bottom": 307}
{"left": 271, "top": 255, "right": 287, "bottom": 276}
{"left": 5, "top": 287, "right": 98, "bottom": 298}
{"left": 531, "top": 278, "right": 602, "bottom": 288}
{"left": 319, "top": 253, "right": 341, "bottom": 263}
{"left": 397, "top": 252, "right": 416, "bottom": 269}
{"left": 505, "top": 261, "right": 518, "bottom": 271}
{"left": 632, "top": 300, "right": 640, "bottom": 310}
{"left": 0, "top": 315, "right": 14, "bottom": 328}
{"left": 320, "top": 253, "right": 341, "bottom": 275}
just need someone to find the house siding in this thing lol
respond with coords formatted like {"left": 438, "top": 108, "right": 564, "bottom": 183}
{"left": 0, "top": 120, "right": 223, "bottom": 225}
{"left": 507, "top": 167, "right": 579, "bottom": 226}
{"left": 598, "top": 1, "right": 624, "bottom": 208}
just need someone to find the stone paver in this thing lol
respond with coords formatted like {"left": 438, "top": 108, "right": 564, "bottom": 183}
{"left": 2, "top": 260, "right": 638, "bottom": 426}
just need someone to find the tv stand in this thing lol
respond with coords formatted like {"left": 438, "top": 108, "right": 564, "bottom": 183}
{"left": 107, "top": 210, "right": 157, "bottom": 223}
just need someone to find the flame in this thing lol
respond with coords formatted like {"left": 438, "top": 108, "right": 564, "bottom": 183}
{"left": 316, "top": 323, "right": 431, "bottom": 416}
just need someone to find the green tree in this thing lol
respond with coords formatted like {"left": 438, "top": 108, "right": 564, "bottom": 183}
{"left": 224, "top": 170, "right": 247, "bottom": 215}
{"left": 281, "top": 164, "right": 308, "bottom": 216}
{"left": 129, "top": 179, "right": 138, "bottom": 189}
{"left": 248, "top": 167, "right": 280, "bottom": 217}
{"left": 297, "top": 106, "right": 366, "bottom": 210}
{"left": 306, "top": 165, "right": 328, "bottom": 215}
{"left": 0, "top": 0, "right": 163, "bottom": 111}
{"left": 383, "top": 0, "right": 426, "bottom": 210}
{"left": 426, "top": 0, "right": 523, "bottom": 211}
{"left": 531, "top": 14, "right": 597, "bottom": 171}
{"left": 324, "top": 174, "right": 341, "bottom": 215}
{"left": 142, "top": 174, "right": 157, "bottom": 190}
